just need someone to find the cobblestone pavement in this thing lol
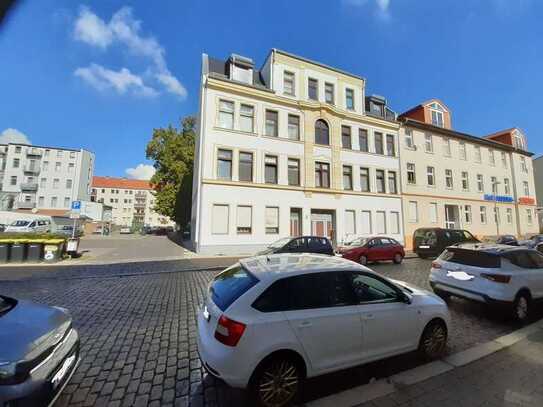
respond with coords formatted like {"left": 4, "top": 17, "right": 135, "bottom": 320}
{"left": 357, "top": 329, "right": 543, "bottom": 407}
{"left": 0, "top": 258, "right": 525, "bottom": 406}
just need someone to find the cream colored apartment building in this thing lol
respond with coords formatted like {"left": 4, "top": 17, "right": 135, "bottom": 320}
{"left": 399, "top": 99, "right": 538, "bottom": 248}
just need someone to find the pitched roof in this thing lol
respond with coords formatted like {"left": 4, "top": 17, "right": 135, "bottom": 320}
{"left": 484, "top": 127, "right": 519, "bottom": 139}
{"left": 92, "top": 176, "right": 152, "bottom": 190}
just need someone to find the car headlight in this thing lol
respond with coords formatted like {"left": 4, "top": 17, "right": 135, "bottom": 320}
{"left": 0, "top": 361, "right": 16, "bottom": 383}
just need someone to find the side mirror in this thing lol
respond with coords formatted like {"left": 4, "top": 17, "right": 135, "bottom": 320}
{"left": 400, "top": 292, "right": 412, "bottom": 304}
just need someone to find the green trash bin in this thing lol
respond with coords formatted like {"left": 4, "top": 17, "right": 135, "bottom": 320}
{"left": 10, "top": 239, "right": 28, "bottom": 263}
{"left": 27, "top": 239, "right": 44, "bottom": 262}
{"left": 0, "top": 239, "right": 11, "bottom": 263}
{"left": 43, "top": 239, "right": 65, "bottom": 262}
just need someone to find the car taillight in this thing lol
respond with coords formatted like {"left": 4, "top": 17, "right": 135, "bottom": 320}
{"left": 214, "top": 315, "right": 246, "bottom": 347}
{"left": 481, "top": 273, "right": 511, "bottom": 284}
{"left": 431, "top": 261, "right": 442, "bottom": 269}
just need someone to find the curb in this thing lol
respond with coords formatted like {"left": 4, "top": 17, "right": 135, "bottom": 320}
{"left": 306, "top": 319, "right": 543, "bottom": 407}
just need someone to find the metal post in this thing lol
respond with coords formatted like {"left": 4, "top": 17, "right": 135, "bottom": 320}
{"left": 72, "top": 218, "right": 77, "bottom": 239}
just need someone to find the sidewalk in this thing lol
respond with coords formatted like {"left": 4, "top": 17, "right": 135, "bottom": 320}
{"left": 357, "top": 328, "right": 543, "bottom": 407}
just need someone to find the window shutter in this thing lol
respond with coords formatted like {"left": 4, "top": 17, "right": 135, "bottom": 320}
{"left": 212, "top": 205, "right": 229, "bottom": 234}
{"left": 265, "top": 207, "right": 279, "bottom": 228}
{"left": 237, "top": 206, "right": 252, "bottom": 228}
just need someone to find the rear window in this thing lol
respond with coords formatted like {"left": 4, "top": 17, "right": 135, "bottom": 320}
{"left": 440, "top": 249, "right": 500, "bottom": 268}
{"left": 414, "top": 229, "right": 437, "bottom": 245}
{"left": 209, "top": 264, "right": 259, "bottom": 311}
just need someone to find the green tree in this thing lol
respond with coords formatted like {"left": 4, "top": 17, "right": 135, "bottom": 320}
{"left": 146, "top": 116, "right": 195, "bottom": 230}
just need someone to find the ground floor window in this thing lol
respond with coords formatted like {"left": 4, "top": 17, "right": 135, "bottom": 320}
{"left": 345, "top": 210, "right": 356, "bottom": 236}
{"left": 390, "top": 212, "right": 400, "bottom": 234}
{"left": 480, "top": 206, "right": 487, "bottom": 224}
{"left": 266, "top": 207, "right": 279, "bottom": 234}
{"left": 376, "top": 211, "right": 386, "bottom": 234}
{"left": 429, "top": 203, "right": 438, "bottom": 223}
{"left": 506, "top": 208, "right": 513, "bottom": 224}
{"left": 236, "top": 206, "right": 252, "bottom": 234}
{"left": 212, "top": 204, "right": 229, "bottom": 234}
{"left": 464, "top": 205, "right": 472, "bottom": 224}
{"left": 408, "top": 201, "right": 418, "bottom": 223}
{"left": 527, "top": 209, "right": 533, "bottom": 225}
{"left": 361, "top": 210, "right": 372, "bottom": 234}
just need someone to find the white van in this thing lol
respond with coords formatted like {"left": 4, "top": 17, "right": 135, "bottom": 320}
{"left": 4, "top": 219, "right": 52, "bottom": 233}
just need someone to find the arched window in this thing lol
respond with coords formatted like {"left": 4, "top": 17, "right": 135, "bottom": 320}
{"left": 315, "top": 120, "right": 330, "bottom": 145}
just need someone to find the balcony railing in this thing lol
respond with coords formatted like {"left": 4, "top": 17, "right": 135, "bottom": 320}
{"left": 20, "top": 182, "right": 38, "bottom": 191}
{"left": 23, "top": 165, "right": 40, "bottom": 174}
{"left": 26, "top": 148, "right": 42, "bottom": 157}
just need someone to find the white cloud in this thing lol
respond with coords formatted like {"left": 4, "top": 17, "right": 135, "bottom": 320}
{"left": 343, "top": 0, "right": 392, "bottom": 19}
{"left": 73, "top": 6, "right": 186, "bottom": 98}
{"left": 0, "top": 128, "right": 31, "bottom": 145}
{"left": 126, "top": 164, "right": 156, "bottom": 180}
{"left": 74, "top": 64, "right": 158, "bottom": 97}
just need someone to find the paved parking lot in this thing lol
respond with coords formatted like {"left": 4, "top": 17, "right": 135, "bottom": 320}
{"left": 0, "top": 258, "right": 524, "bottom": 406}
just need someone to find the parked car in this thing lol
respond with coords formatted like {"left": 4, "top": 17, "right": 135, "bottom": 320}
{"left": 4, "top": 219, "right": 51, "bottom": 234}
{"left": 413, "top": 228, "right": 479, "bottom": 259}
{"left": 519, "top": 234, "right": 543, "bottom": 249}
{"left": 496, "top": 235, "right": 519, "bottom": 246}
{"left": 339, "top": 236, "right": 405, "bottom": 265}
{"left": 57, "top": 225, "right": 83, "bottom": 237}
{"left": 0, "top": 295, "right": 80, "bottom": 406}
{"left": 256, "top": 236, "right": 334, "bottom": 256}
{"left": 0, "top": 224, "right": 6, "bottom": 233}
{"left": 197, "top": 254, "right": 450, "bottom": 406}
{"left": 430, "top": 243, "right": 543, "bottom": 322}
{"left": 119, "top": 227, "right": 132, "bottom": 234}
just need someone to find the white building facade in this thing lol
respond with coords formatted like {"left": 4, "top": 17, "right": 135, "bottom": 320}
{"left": 0, "top": 143, "right": 94, "bottom": 211}
{"left": 191, "top": 50, "right": 404, "bottom": 255}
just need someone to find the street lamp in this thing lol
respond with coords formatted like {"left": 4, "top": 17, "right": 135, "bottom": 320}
{"left": 492, "top": 181, "right": 502, "bottom": 238}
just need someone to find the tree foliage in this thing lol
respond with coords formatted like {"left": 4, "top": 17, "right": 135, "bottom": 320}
{"left": 146, "top": 116, "right": 196, "bottom": 229}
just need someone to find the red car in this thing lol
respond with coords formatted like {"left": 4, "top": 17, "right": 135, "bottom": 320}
{"left": 339, "top": 236, "right": 405, "bottom": 265}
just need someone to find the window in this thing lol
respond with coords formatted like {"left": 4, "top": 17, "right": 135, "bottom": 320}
{"left": 477, "top": 174, "right": 484, "bottom": 192}
{"left": 212, "top": 204, "right": 229, "bottom": 234}
{"left": 345, "top": 88, "right": 354, "bottom": 110}
{"left": 44, "top": 149, "right": 50, "bottom": 157}
{"left": 288, "top": 115, "right": 300, "bottom": 140}
{"left": 40, "top": 178, "right": 46, "bottom": 188}
{"left": 218, "top": 100, "right": 234, "bottom": 129}
{"left": 494, "top": 207, "right": 500, "bottom": 224}
{"left": 527, "top": 209, "right": 533, "bottom": 225}
{"left": 324, "top": 82, "right": 334, "bottom": 104}
{"left": 374, "top": 132, "right": 384, "bottom": 155}
{"left": 464, "top": 205, "right": 472, "bottom": 223}
{"left": 408, "top": 201, "right": 418, "bottom": 223}
{"left": 443, "top": 138, "right": 451, "bottom": 157}
{"left": 521, "top": 157, "right": 528, "bottom": 173}
{"left": 345, "top": 210, "right": 356, "bottom": 236}
{"left": 349, "top": 272, "right": 400, "bottom": 303}
{"left": 360, "top": 167, "right": 370, "bottom": 192}
{"left": 13, "top": 158, "right": 20, "bottom": 168}
{"left": 315, "top": 120, "right": 330, "bottom": 145}
{"left": 239, "top": 104, "right": 254, "bottom": 132}
{"left": 38, "top": 196, "right": 44, "bottom": 206}
{"left": 388, "top": 172, "right": 397, "bottom": 194}
{"left": 70, "top": 151, "right": 76, "bottom": 159}
{"left": 236, "top": 206, "right": 252, "bottom": 234}
{"left": 430, "top": 203, "right": 438, "bottom": 223}
{"left": 475, "top": 146, "right": 482, "bottom": 163}
{"left": 42, "top": 161, "right": 49, "bottom": 171}
{"left": 51, "top": 197, "right": 58, "bottom": 208}
{"left": 14, "top": 146, "right": 21, "bottom": 153}
{"left": 265, "top": 207, "right": 279, "bottom": 234}
{"left": 288, "top": 158, "right": 300, "bottom": 186}
{"left": 491, "top": 176, "right": 498, "bottom": 194}
{"left": 504, "top": 178, "right": 510, "bottom": 195}
{"left": 283, "top": 71, "right": 295, "bottom": 95}
{"left": 64, "top": 197, "right": 70, "bottom": 208}
{"left": 10, "top": 176, "right": 17, "bottom": 185}
{"left": 523, "top": 181, "right": 530, "bottom": 196}
{"left": 386, "top": 135, "right": 395, "bottom": 156}
{"left": 361, "top": 210, "right": 372, "bottom": 234}
{"left": 55, "top": 162, "right": 61, "bottom": 172}
{"left": 359, "top": 129, "right": 368, "bottom": 152}
{"left": 66, "top": 179, "right": 73, "bottom": 189}
{"left": 265, "top": 110, "right": 278, "bottom": 137}
{"left": 238, "top": 152, "right": 253, "bottom": 182}
{"left": 217, "top": 149, "right": 233, "bottom": 180}
{"left": 461, "top": 171, "right": 469, "bottom": 190}
{"left": 489, "top": 149, "right": 495, "bottom": 166}
{"left": 425, "top": 133, "right": 433, "bottom": 152}
{"left": 53, "top": 178, "right": 59, "bottom": 189}
{"left": 56, "top": 150, "right": 62, "bottom": 158}
{"left": 288, "top": 272, "right": 354, "bottom": 310}
{"left": 501, "top": 152, "right": 507, "bottom": 168}
{"left": 513, "top": 132, "right": 526, "bottom": 150}
{"left": 404, "top": 129, "right": 414, "bottom": 149}
{"left": 376, "top": 211, "right": 386, "bottom": 234}
{"left": 431, "top": 109, "right": 444, "bottom": 127}
{"left": 315, "top": 162, "right": 330, "bottom": 188}
{"left": 480, "top": 206, "right": 487, "bottom": 224}
{"left": 68, "top": 163, "right": 74, "bottom": 173}
{"left": 427, "top": 166, "right": 435, "bottom": 186}
{"left": 342, "top": 165, "right": 353, "bottom": 190}
{"left": 445, "top": 169, "right": 453, "bottom": 189}
{"left": 407, "top": 163, "right": 416, "bottom": 184}
{"left": 390, "top": 212, "right": 400, "bottom": 234}
{"left": 376, "top": 170, "right": 385, "bottom": 193}
{"left": 264, "top": 155, "right": 278, "bottom": 184}
{"left": 308, "top": 78, "right": 318, "bottom": 100}
{"left": 459, "top": 142, "right": 467, "bottom": 160}
{"left": 341, "top": 126, "right": 352, "bottom": 149}
{"left": 506, "top": 208, "right": 513, "bottom": 224}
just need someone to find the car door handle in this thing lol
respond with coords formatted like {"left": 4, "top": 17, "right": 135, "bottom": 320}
{"left": 362, "top": 314, "right": 375, "bottom": 320}
{"left": 298, "top": 321, "right": 312, "bottom": 328}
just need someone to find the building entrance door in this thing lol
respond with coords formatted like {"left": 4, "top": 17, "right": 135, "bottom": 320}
{"left": 311, "top": 211, "right": 335, "bottom": 242}
{"left": 445, "top": 205, "right": 460, "bottom": 229}
{"left": 290, "top": 208, "right": 302, "bottom": 237}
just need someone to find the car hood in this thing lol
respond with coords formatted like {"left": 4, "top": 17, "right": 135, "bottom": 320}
{"left": 0, "top": 298, "right": 71, "bottom": 364}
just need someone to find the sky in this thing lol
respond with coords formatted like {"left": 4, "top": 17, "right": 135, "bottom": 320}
{"left": 1, "top": 0, "right": 543, "bottom": 179}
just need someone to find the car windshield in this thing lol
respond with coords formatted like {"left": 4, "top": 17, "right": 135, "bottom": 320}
{"left": 10, "top": 220, "right": 30, "bottom": 227}
{"left": 268, "top": 237, "right": 292, "bottom": 249}
{"left": 347, "top": 238, "right": 368, "bottom": 247}
{"left": 209, "top": 264, "right": 259, "bottom": 311}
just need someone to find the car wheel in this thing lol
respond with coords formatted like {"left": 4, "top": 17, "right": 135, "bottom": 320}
{"left": 513, "top": 292, "right": 531, "bottom": 323}
{"left": 393, "top": 253, "right": 403, "bottom": 264}
{"left": 359, "top": 255, "right": 368, "bottom": 266}
{"left": 251, "top": 356, "right": 302, "bottom": 407}
{"left": 419, "top": 320, "right": 447, "bottom": 360}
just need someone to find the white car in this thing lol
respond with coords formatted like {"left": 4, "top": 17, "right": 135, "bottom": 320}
{"left": 430, "top": 243, "right": 543, "bottom": 322}
{"left": 197, "top": 254, "right": 450, "bottom": 407}
{"left": 4, "top": 219, "right": 51, "bottom": 233}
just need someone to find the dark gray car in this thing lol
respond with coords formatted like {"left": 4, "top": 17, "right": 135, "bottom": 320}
{"left": 0, "top": 296, "right": 80, "bottom": 406}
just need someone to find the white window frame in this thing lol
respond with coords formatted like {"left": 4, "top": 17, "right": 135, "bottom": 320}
{"left": 425, "top": 133, "right": 433, "bottom": 153}
{"left": 283, "top": 71, "right": 295, "bottom": 96}
{"left": 443, "top": 138, "right": 451, "bottom": 157}
{"left": 404, "top": 129, "right": 414, "bottom": 149}
{"left": 218, "top": 99, "right": 235, "bottom": 129}
{"left": 407, "top": 163, "right": 416, "bottom": 184}
{"left": 408, "top": 201, "right": 418, "bottom": 223}
{"left": 461, "top": 171, "right": 469, "bottom": 191}
{"left": 429, "top": 203, "right": 438, "bottom": 223}
{"left": 265, "top": 206, "right": 280, "bottom": 234}
{"left": 239, "top": 104, "right": 255, "bottom": 133}
{"left": 236, "top": 205, "right": 252, "bottom": 234}
{"left": 212, "top": 204, "right": 230, "bottom": 235}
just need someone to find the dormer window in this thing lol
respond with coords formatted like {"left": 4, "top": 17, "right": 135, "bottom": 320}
{"left": 513, "top": 130, "right": 526, "bottom": 150}
{"left": 429, "top": 102, "right": 445, "bottom": 127}
{"left": 283, "top": 71, "right": 295, "bottom": 96}
{"left": 370, "top": 101, "right": 384, "bottom": 116}
{"left": 228, "top": 54, "right": 254, "bottom": 85}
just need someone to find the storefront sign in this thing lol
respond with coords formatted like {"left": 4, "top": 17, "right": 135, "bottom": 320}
{"left": 483, "top": 194, "right": 514, "bottom": 203}
{"left": 519, "top": 196, "right": 535, "bottom": 205}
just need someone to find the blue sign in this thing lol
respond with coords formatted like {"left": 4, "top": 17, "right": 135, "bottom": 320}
{"left": 483, "top": 194, "right": 514, "bottom": 203}
{"left": 71, "top": 200, "right": 81, "bottom": 211}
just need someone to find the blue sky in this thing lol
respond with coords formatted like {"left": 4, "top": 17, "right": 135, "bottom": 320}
{"left": 1, "top": 0, "right": 542, "bottom": 179}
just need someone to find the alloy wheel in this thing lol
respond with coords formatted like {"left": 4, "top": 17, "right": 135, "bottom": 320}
{"left": 423, "top": 323, "right": 447, "bottom": 359}
{"left": 516, "top": 296, "right": 529, "bottom": 321}
{"left": 257, "top": 359, "right": 299, "bottom": 407}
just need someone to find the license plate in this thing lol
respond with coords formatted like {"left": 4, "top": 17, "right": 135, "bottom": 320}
{"left": 419, "top": 245, "right": 430, "bottom": 249}
{"left": 51, "top": 354, "right": 76, "bottom": 389}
